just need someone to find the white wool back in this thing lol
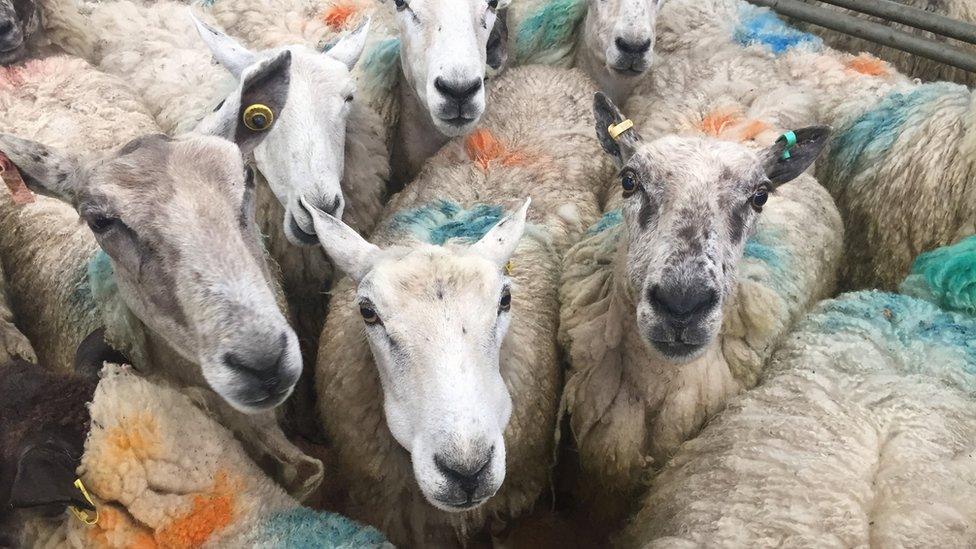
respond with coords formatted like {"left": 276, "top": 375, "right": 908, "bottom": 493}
{"left": 623, "top": 291, "right": 976, "bottom": 547}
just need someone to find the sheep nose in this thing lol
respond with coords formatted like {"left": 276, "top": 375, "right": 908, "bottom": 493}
{"left": 434, "top": 448, "right": 493, "bottom": 497}
{"left": 307, "top": 194, "right": 344, "bottom": 218}
{"left": 0, "top": 19, "right": 18, "bottom": 42}
{"left": 615, "top": 37, "right": 652, "bottom": 55}
{"left": 648, "top": 284, "right": 718, "bottom": 323}
{"left": 434, "top": 77, "right": 483, "bottom": 105}
{"left": 222, "top": 332, "right": 292, "bottom": 394}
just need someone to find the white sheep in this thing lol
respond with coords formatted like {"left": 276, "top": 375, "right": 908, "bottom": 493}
{"left": 306, "top": 64, "right": 611, "bottom": 545}
{"left": 556, "top": 93, "right": 843, "bottom": 533}
{"left": 20, "top": 365, "right": 391, "bottom": 548}
{"left": 0, "top": 52, "right": 324, "bottom": 499}
{"left": 622, "top": 284, "right": 976, "bottom": 547}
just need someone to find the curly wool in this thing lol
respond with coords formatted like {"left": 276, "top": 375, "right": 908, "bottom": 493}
{"left": 622, "top": 291, "right": 976, "bottom": 548}
{"left": 23, "top": 366, "right": 388, "bottom": 549}
{"left": 0, "top": 263, "right": 35, "bottom": 364}
{"left": 900, "top": 235, "right": 976, "bottom": 315}
{"left": 510, "top": 0, "right": 587, "bottom": 66}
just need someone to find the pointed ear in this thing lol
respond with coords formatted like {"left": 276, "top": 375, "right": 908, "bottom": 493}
{"left": 190, "top": 10, "right": 257, "bottom": 79}
{"left": 486, "top": 8, "right": 508, "bottom": 71}
{"left": 8, "top": 441, "right": 91, "bottom": 511}
{"left": 0, "top": 134, "right": 83, "bottom": 204}
{"left": 594, "top": 92, "right": 642, "bottom": 167}
{"left": 470, "top": 198, "right": 530, "bottom": 267}
{"left": 325, "top": 17, "right": 370, "bottom": 70}
{"left": 763, "top": 126, "right": 831, "bottom": 187}
{"left": 301, "top": 197, "right": 380, "bottom": 282}
{"left": 197, "top": 50, "right": 292, "bottom": 155}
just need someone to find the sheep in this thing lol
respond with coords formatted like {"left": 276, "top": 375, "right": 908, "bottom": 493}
{"left": 202, "top": 0, "right": 506, "bottom": 185}
{"left": 0, "top": 52, "right": 324, "bottom": 499}
{"left": 621, "top": 286, "right": 976, "bottom": 547}
{"left": 900, "top": 234, "right": 976, "bottom": 315}
{"left": 555, "top": 93, "right": 843, "bottom": 534}
{"left": 793, "top": 0, "right": 976, "bottom": 88}
{"left": 0, "top": 263, "right": 35, "bottom": 364}
{"left": 13, "top": 365, "right": 390, "bottom": 548}
{"left": 305, "top": 63, "right": 611, "bottom": 545}
{"left": 0, "top": 0, "right": 40, "bottom": 65}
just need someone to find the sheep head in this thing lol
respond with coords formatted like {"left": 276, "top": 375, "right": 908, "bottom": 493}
{"left": 593, "top": 92, "right": 829, "bottom": 362}
{"left": 192, "top": 12, "right": 370, "bottom": 247}
{"left": 0, "top": 0, "right": 39, "bottom": 66}
{"left": 0, "top": 52, "right": 303, "bottom": 414}
{"left": 306, "top": 198, "right": 531, "bottom": 512}
{"left": 582, "top": 0, "right": 660, "bottom": 96}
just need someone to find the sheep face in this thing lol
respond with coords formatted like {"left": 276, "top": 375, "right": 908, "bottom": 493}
{"left": 593, "top": 93, "right": 829, "bottom": 362}
{"left": 307, "top": 199, "right": 530, "bottom": 512}
{"left": 0, "top": 0, "right": 39, "bottom": 65}
{"left": 583, "top": 0, "right": 659, "bottom": 79}
{"left": 390, "top": 0, "right": 501, "bottom": 137}
{"left": 0, "top": 52, "right": 305, "bottom": 414}
{"left": 193, "top": 16, "right": 370, "bottom": 247}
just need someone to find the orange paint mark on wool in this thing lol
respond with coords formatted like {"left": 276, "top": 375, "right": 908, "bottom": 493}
{"left": 322, "top": 2, "right": 359, "bottom": 30}
{"left": 464, "top": 129, "right": 537, "bottom": 172}
{"left": 104, "top": 411, "right": 160, "bottom": 462}
{"left": 699, "top": 109, "right": 741, "bottom": 137}
{"left": 736, "top": 120, "right": 771, "bottom": 142}
{"left": 85, "top": 506, "right": 158, "bottom": 549}
{"left": 155, "top": 470, "right": 237, "bottom": 548}
{"left": 846, "top": 54, "right": 888, "bottom": 77}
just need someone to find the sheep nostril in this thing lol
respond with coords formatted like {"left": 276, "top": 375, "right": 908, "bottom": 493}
{"left": 0, "top": 20, "right": 15, "bottom": 38}
{"left": 615, "top": 37, "right": 652, "bottom": 55}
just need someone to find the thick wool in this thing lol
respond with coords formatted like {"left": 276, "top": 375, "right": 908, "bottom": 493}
{"left": 315, "top": 64, "right": 611, "bottom": 546}
{"left": 622, "top": 291, "right": 976, "bottom": 547}
{"left": 22, "top": 366, "right": 388, "bottom": 549}
{"left": 0, "top": 262, "right": 35, "bottom": 364}
{"left": 793, "top": 0, "right": 976, "bottom": 88}
{"left": 900, "top": 234, "right": 976, "bottom": 315}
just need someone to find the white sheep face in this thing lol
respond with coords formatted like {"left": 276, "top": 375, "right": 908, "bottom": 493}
{"left": 583, "top": 0, "right": 659, "bottom": 78}
{"left": 307, "top": 199, "right": 531, "bottom": 512}
{"left": 391, "top": 0, "right": 499, "bottom": 137}
{"left": 194, "top": 15, "right": 369, "bottom": 247}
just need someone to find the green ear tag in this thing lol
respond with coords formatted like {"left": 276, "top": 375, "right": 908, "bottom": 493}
{"left": 780, "top": 130, "right": 797, "bottom": 160}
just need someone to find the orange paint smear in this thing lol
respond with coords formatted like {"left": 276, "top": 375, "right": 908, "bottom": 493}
{"left": 155, "top": 471, "right": 237, "bottom": 548}
{"left": 464, "top": 129, "right": 538, "bottom": 172}
{"left": 699, "top": 109, "right": 742, "bottom": 137}
{"left": 846, "top": 54, "right": 888, "bottom": 77}
{"left": 105, "top": 412, "right": 160, "bottom": 461}
{"left": 321, "top": 2, "right": 358, "bottom": 31}
{"left": 736, "top": 119, "right": 771, "bottom": 142}
{"left": 85, "top": 506, "right": 157, "bottom": 549}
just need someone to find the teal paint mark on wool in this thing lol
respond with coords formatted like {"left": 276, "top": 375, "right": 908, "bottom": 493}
{"left": 901, "top": 236, "right": 976, "bottom": 315}
{"left": 743, "top": 226, "right": 795, "bottom": 298}
{"left": 825, "top": 83, "right": 958, "bottom": 184}
{"left": 586, "top": 209, "right": 622, "bottom": 235}
{"left": 256, "top": 508, "right": 388, "bottom": 548}
{"left": 87, "top": 250, "right": 117, "bottom": 305}
{"left": 515, "top": 0, "right": 587, "bottom": 64}
{"left": 361, "top": 38, "right": 401, "bottom": 96}
{"left": 392, "top": 200, "right": 505, "bottom": 245}
{"left": 734, "top": 5, "right": 822, "bottom": 55}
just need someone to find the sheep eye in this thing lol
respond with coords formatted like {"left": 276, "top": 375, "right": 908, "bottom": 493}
{"left": 360, "top": 302, "right": 381, "bottom": 325}
{"left": 621, "top": 172, "right": 637, "bottom": 197}
{"left": 88, "top": 215, "right": 118, "bottom": 234}
{"left": 488, "top": 0, "right": 498, "bottom": 9}
{"left": 750, "top": 185, "right": 770, "bottom": 212}
{"left": 394, "top": 0, "right": 408, "bottom": 11}
{"left": 345, "top": 94, "right": 354, "bottom": 103}
{"left": 499, "top": 288, "right": 512, "bottom": 313}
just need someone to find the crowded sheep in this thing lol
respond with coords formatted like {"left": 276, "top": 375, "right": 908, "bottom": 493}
{"left": 0, "top": 0, "right": 974, "bottom": 546}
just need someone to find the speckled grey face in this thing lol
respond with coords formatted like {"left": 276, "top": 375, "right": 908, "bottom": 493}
{"left": 593, "top": 92, "right": 830, "bottom": 362}
{"left": 0, "top": 0, "right": 40, "bottom": 65}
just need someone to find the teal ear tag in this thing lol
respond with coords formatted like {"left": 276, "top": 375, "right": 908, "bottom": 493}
{"left": 779, "top": 130, "right": 797, "bottom": 160}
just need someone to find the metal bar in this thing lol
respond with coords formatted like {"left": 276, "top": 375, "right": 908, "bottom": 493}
{"left": 813, "top": 0, "right": 976, "bottom": 46}
{"left": 748, "top": 0, "right": 976, "bottom": 73}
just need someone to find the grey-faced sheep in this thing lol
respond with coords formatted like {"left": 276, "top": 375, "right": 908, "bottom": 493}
{"left": 556, "top": 93, "right": 843, "bottom": 533}
{"left": 0, "top": 52, "right": 323, "bottom": 499}
{"left": 0, "top": 0, "right": 40, "bottom": 65}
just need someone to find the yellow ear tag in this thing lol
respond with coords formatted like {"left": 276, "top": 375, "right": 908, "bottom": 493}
{"left": 608, "top": 119, "right": 634, "bottom": 141}
{"left": 504, "top": 260, "right": 514, "bottom": 276}
{"left": 68, "top": 479, "right": 99, "bottom": 526}
{"left": 243, "top": 104, "right": 274, "bottom": 132}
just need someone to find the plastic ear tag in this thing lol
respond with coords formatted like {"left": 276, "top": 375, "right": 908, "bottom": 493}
{"left": 779, "top": 130, "right": 798, "bottom": 160}
{"left": 0, "top": 152, "right": 35, "bottom": 205}
{"left": 608, "top": 119, "right": 634, "bottom": 141}
{"left": 504, "top": 260, "right": 514, "bottom": 276}
{"left": 243, "top": 104, "right": 274, "bottom": 131}
{"left": 68, "top": 479, "right": 99, "bottom": 526}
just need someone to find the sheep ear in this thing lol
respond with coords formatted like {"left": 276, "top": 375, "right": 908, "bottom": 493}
{"left": 198, "top": 50, "right": 292, "bottom": 155}
{"left": 74, "top": 328, "right": 127, "bottom": 383}
{"left": 470, "top": 198, "right": 530, "bottom": 268}
{"left": 191, "top": 11, "right": 257, "bottom": 79}
{"left": 486, "top": 8, "right": 508, "bottom": 72}
{"left": 593, "top": 92, "right": 641, "bottom": 167}
{"left": 8, "top": 440, "right": 92, "bottom": 511}
{"left": 325, "top": 17, "right": 370, "bottom": 70}
{"left": 763, "top": 126, "right": 831, "bottom": 187}
{"left": 0, "top": 134, "right": 83, "bottom": 204}
{"left": 301, "top": 197, "right": 380, "bottom": 282}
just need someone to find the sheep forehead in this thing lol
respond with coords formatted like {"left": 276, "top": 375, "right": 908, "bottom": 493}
{"left": 287, "top": 46, "right": 355, "bottom": 94}
{"left": 634, "top": 136, "right": 763, "bottom": 199}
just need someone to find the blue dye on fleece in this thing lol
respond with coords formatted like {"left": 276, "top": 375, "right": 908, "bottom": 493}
{"left": 734, "top": 5, "right": 822, "bottom": 54}
{"left": 586, "top": 209, "right": 622, "bottom": 235}
{"left": 86, "top": 250, "right": 116, "bottom": 305}
{"left": 256, "top": 508, "right": 388, "bottom": 547}
{"left": 391, "top": 200, "right": 505, "bottom": 245}
{"left": 514, "top": 0, "right": 588, "bottom": 63}
{"left": 361, "top": 38, "right": 401, "bottom": 95}
{"left": 902, "top": 236, "right": 976, "bottom": 315}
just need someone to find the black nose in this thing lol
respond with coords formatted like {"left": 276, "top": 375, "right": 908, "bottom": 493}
{"left": 222, "top": 332, "right": 290, "bottom": 392}
{"left": 0, "top": 20, "right": 15, "bottom": 39}
{"left": 308, "top": 194, "right": 342, "bottom": 217}
{"left": 434, "top": 448, "right": 493, "bottom": 497}
{"left": 615, "top": 37, "right": 651, "bottom": 55}
{"left": 434, "top": 77, "right": 483, "bottom": 104}
{"left": 648, "top": 284, "right": 718, "bottom": 322}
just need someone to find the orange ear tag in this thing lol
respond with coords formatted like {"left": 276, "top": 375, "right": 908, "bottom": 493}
{"left": 0, "top": 152, "right": 35, "bottom": 205}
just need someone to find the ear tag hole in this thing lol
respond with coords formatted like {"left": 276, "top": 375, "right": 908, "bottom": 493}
{"left": 243, "top": 104, "right": 274, "bottom": 132}
{"left": 608, "top": 119, "right": 634, "bottom": 141}
{"left": 69, "top": 478, "right": 99, "bottom": 526}
{"left": 779, "top": 130, "right": 797, "bottom": 160}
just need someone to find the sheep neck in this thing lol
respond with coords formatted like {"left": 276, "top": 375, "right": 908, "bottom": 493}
{"left": 389, "top": 69, "right": 451, "bottom": 189}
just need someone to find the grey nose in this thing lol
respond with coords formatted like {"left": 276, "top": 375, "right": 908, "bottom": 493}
{"left": 222, "top": 332, "right": 291, "bottom": 392}
{"left": 0, "top": 19, "right": 17, "bottom": 41}
{"left": 434, "top": 77, "right": 483, "bottom": 104}
{"left": 434, "top": 447, "right": 494, "bottom": 497}
{"left": 648, "top": 284, "right": 718, "bottom": 322}
{"left": 308, "top": 194, "right": 343, "bottom": 217}
{"left": 615, "top": 37, "right": 651, "bottom": 55}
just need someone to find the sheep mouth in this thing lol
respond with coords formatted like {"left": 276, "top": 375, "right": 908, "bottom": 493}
{"left": 610, "top": 64, "right": 648, "bottom": 76}
{"left": 650, "top": 339, "right": 706, "bottom": 359}
{"left": 287, "top": 211, "right": 320, "bottom": 246}
{"left": 438, "top": 115, "right": 476, "bottom": 128}
{"left": 0, "top": 42, "right": 27, "bottom": 64}
{"left": 433, "top": 496, "right": 489, "bottom": 511}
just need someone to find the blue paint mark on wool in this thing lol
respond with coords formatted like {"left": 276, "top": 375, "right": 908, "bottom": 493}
{"left": 87, "top": 250, "right": 117, "bottom": 305}
{"left": 901, "top": 236, "right": 976, "bottom": 315}
{"left": 361, "top": 38, "right": 401, "bottom": 96}
{"left": 825, "top": 83, "right": 959, "bottom": 185}
{"left": 743, "top": 226, "right": 795, "bottom": 297}
{"left": 734, "top": 5, "right": 822, "bottom": 55}
{"left": 515, "top": 0, "right": 587, "bottom": 64}
{"left": 392, "top": 200, "right": 505, "bottom": 245}
{"left": 255, "top": 508, "right": 388, "bottom": 547}
{"left": 586, "top": 209, "right": 622, "bottom": 235}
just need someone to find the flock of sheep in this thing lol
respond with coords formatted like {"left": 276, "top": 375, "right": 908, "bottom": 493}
{"left": 0, "top": 0, "right": 973, "bottom": 546}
